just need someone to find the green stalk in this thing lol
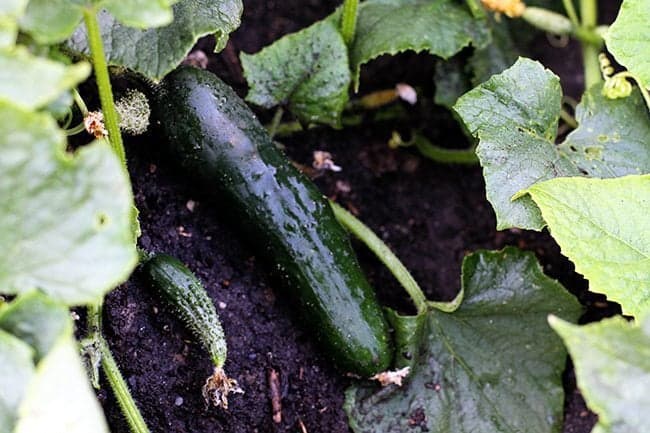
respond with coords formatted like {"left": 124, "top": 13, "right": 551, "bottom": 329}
{"left": 88, "top": 303, "right": 151, "bottom": 433}
{"left": 82, "top": 8, "right": 126, "bottom": 166}
{"left": 329, "top": 201, "right": 428, "bottom": 314}
{"left": 559, "top": 108, "right": 578, "bottom": 128}
{"left": 340, "top": 0, "right": 359, "bottom": 46}
{"left": 561, "top": 0, "right": 580, "bottom": 27}
{"left": 579, "top": 0, "right": 601, "bottom": 88}
{"left": 268, "top": 107, "right": 284, "bottom": 139}
{"left": 73, "top": 89, "right": 89, "bottom": 116}
{"left": 413, "top": 135, "right": 478, "bottom": 165}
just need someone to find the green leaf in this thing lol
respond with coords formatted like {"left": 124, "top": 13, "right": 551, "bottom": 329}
{"left": 13, "top": 336, "right": 109, "bottom": 433}
{"left": 0, "top": 330, "right": 34, "bottom": 433}
{"left": 434, "top": 17, "right": 518, "bottom": 108}
{"left": 19, "top": 0, "right": 82, "bottom": 44}
{"left": 103, "top": 0, "right": 176, "bottom": 29}
{"left": 349, "top": 0, "right": 490, "bottom": 90}
{"left": 0, "top": 291, "right": 70, "bottom": 361}
{"left": 345, "top": 247, "right": 582, "bottom": 433}
{"left": 0, "top": 294, "right": 109, "bottom": 433}
{"left": 454, "top": 58, "right": 650, "bottom": 230}
{"left": 550, "top": 315, "right": 650, "bottom": 433}
{"left": 606, "top": 0, "right": 650, "bottom": 88}
{"left": 0, "top": 0, "right": 27, "bottom": 48}
{"left": 523, "top": 175, "right": 650, "bottom": 317}
{"left": 67, "top": 0, "right": 242, "bottom": 79}
{"left": 0, "top": 47, "right": 90, "bottom": 110}
{"left": 241, "top": 19, "right": 350, "bottom": 127}
{"left": 0, "top": 102, "right": 138, "bottom": 305}
{"left": 20, "top": 0, "right": 176, "bottom": 45}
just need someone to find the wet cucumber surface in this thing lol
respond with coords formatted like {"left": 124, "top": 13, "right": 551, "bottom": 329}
{"left": 153, "top": 66, "right": 392, "bottom": 377}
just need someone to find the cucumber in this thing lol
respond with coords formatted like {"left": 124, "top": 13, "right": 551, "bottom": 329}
{"left": 143, "top": 253, "right": 242, "bottom": 409}
{"left": 152, "top": 66, "right": 392, "bottom": 377}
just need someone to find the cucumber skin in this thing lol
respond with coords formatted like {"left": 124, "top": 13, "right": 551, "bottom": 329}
{"left": 153, "top": 66, "right": 392, "bottom": 376}
{"left": 144, "top": 253, "right": 226, "bottom": 368}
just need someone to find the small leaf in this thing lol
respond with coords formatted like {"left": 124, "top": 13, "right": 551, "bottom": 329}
{"left": 19, "top": 0, "right": 82, "bottom": 44}
{"left": 0, "top": 294, "right": 109, "bottom": 433}
{"left": 454, "top": 58, "right": 650, "bottom": 230}
{"left": 241, "top": 19, "right": 350, "bottom": 127}
{"left": 346, "top": 247, "right": 582, "bottom": 433}
{"left": 606, "top": 0, "right": 650, "bottom": 88}
{"left": 13, "top": 337, "right": 109, "bottom": 433}
{"left": 0, "top": 329, "right": 34, "bottom": 433}
{"left": 0, "top": 102, "right": 138, "bottom": 305}
{"left": 0, "top": 47, "right": 90, "bottom": 110}
{"left": 67, "top": 0, "right": 243, "bottom": 80}
{"left": 0, "top": 291, "right": 70, "bottom": 361}
{"left": 20, "top": 0, "right": 176, "bottom": 45}
{"left": 349, "top": 0, "right": 490, "bottom": 90}
{"left": 0, "top": 0, "right": 28, "bottom": 47}
{"left": 103, "top": 0, "right": 176, "bottom": 29}
{"left": 523, "top": 175, "right": 650, "bottom": 317}
{"left": 550, "top": 315, "right": 650, "bottom": 433}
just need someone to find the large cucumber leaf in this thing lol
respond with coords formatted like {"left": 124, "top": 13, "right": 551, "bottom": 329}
{"left": 454, "top": 58, "right": 650, "bottom": 230}
{"left": 67, "top": 0, "right": 242, "bottom": 79}
{"left": 241, "top": 19, "right": 350, "bottom": 128}
{"left": 345, "top": 248, "right": 582, "bottom": 433}
{"left": 0, "top": 292, "right": 109, "bottom": 433}
{"left": 349, "top": 0, "right": 490, "bottom": 90}
{"left": 606, "top": 0, "right": 650, "bottom": 89}
{"left": 0, "top": 102, "right": 138, "bottom": 305}
{"left": 550, "top": 315, "right": 650, "bottom": 433}
{"left": 522, "top": 175, "right": 650, "bottom": 317}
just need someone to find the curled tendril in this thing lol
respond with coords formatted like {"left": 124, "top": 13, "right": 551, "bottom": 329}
{"left": 599, "top": 53, "right": 633, "bottom": 100}
{"left": 599, "top": 53, "right": 615, "bottom": 78}
{"left": 603, "top": 75, "right": 633, "bottom": 99}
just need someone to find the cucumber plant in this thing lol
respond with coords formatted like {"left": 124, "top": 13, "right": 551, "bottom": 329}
{"left": 2, "top": 0, "right": 649, "bottom": 432}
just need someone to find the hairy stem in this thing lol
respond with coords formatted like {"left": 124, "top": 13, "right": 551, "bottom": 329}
{"left": 340, "top": 0, "right": 359, "bottom": 46}
{"left": 88, "top": 303, "right": 151, "bottom": 433}
{"left": 329, "top": 201, "right": 428, "bottom": 314}
{"left": 83, "top": 8, "right": 126, "bottom": 166}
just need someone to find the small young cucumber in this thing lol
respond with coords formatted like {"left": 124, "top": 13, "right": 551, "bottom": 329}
{"left": 153, "top": 66, "right": 393, "bottom": 377}
{"left": 143, "top": 253, "right": 242, "bottom": 409}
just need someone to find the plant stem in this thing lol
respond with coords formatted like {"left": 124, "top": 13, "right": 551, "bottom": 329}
{"left": 65, "top": 122, "right": 87, "bottom": 136}
{"left": 561, "top": 0, "right": 580, "bottom": 27}
{"left": 329, "top": 201, "right": 428, "bottom": 314}
{"left": 83, "top": 8, "right": 126, "bottom": 167}
{"left": 559, "top": 108, "right": 578, "bottom": 128}
{"left": 579, "top": 0, "right": 601, "bottom": 89}
{"left": 88, "top": 303, "right": 151, "bottom": 433}
{"left": 73, "top": 88, "right": 89, "bottom": 116}
{"left": 340, "top": 0, "right": 359, "bottom": 46}
{"left": 412, "top": 135, "right": 478, "bottom": 165}
{"left": 268, "top": 107, "right": 284, "bottom": 139}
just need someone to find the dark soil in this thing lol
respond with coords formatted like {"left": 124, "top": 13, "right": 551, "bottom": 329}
{"left": 101, "top": 1, "right": 620, "bottom": 432}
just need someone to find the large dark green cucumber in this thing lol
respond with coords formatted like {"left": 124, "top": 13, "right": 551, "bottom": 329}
{"left": 153, "top": 66, "right": 392, "bottom": 376}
